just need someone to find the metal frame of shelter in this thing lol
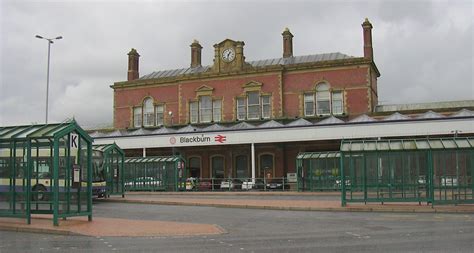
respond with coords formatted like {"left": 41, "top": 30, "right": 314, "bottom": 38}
{"left": 340, "top": 137, "right": 474, "bottom": 206}
{"left": 123, "top": 156, "right": 186, "bottom": 192}
{"left": 0, "top": 120, "right": 93, "bottom": 226}
{"left": 296, "top": 152, "right": 342, "bottom": 191}
{"left": 92, "top": 143, "right": 125, "bottom": 198}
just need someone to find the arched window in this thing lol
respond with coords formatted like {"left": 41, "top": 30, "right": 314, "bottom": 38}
{"left": 304, "top": 82, "right": 344, "bottom": 117}
{"left": 316, "top": 83, "right": 330, "bottom": 115}
{"left": 235, "top": 155, "right": 248, "bottom": 179}
{"left": 211, "top": 156, "right": 225, "bottom": 179}
{"left": 259, "top": 154, "right": 274, "bottom": 178}
{"left": 188, "top": 157, "right": 201, "bottom": 178}
{"left": 143, "top": 98, "right": 154, "bottom": 127}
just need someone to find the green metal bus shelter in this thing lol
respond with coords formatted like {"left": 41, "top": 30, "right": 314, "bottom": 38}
{"left": 0, "top": 120, "right": 93, "bottom": 226}
{"left": 92, "top": 143, "right": 125, "bottom": 198}
{"left": 296, "top": 152, "right": 342, "bottom": 191}
{"left": 341, "top": 137, "right": 474, "bottom": 206}
{"left": 123, "top": 156, "right": 186, "bottom": 192}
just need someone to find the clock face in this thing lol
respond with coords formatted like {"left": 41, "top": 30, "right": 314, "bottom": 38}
{"left": 222, "top": 48, "right": 235, "bottom": 62}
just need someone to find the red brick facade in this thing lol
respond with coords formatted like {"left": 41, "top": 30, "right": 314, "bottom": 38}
{"left": 111, "top": 19, "right": 380, "bottom": 180}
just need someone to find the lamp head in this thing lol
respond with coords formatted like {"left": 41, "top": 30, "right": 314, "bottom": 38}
{"left": 35, "top": 35, "right": 43, "bottom": 39}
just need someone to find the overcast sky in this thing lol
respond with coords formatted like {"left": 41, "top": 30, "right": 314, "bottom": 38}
{"left": 1, "top": 0, "right": 473, "bottom": 128}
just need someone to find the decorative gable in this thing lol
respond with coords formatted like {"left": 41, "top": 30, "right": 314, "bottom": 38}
{"left": 195, "top": 85, "right": 214, "bottom": 96}
{"left": 242, "top": 81, "right": 263, "bottom": 92}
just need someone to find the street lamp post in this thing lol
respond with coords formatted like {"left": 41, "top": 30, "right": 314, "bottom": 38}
{"left": 35, "top": 35, "right": 62, "bottom": 124}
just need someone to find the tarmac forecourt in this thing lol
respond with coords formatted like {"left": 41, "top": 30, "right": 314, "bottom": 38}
{"left": 1, "top": 192, "right": 473, "bottom": 236}
{"left": 100, "top": 192, "right": 474, "bottom": 214}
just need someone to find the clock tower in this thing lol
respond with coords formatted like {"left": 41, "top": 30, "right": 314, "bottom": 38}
{"left": 211, "top": 39, "right": 251, "bottom": 73}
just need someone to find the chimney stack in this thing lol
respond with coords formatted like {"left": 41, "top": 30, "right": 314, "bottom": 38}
{"left": 282, "top": 27, "right": 293, "bottom": 58}
{"left": 190, "top": 39, "right": 202, "bottom": 68}
{"left": 127, "top": 48, "right": 140, "bottom": 81}
{"left": 362, "top": 18, "right": 373, "bottom": 61}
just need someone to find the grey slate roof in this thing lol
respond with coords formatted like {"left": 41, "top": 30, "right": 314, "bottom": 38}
{"left": 152, "top": 127, "right": 176, "bottom": 134}
{"left": 258, "top": 120, "right": 284, "bottom": 128}
{"left": 129, "top": 128, "right": 152, "bottom": 136}
{"left": 452, "top": 109, "right": 474, "bottom": 117}
{"left": 316, "top": 116, "right": 345, "bottom": 125}
{"left": 177, "top": 125, "right": 200, "bottom": 133}
{"left": 416, "top": 110, "right": 444, "bottom": 119}
{"left": 230, "top": 122, "right": 256, "bottom": 130}
{"left": 349, "top": 114, "right": 376, "bottom": 123}
{"left": 139, "top": 52, "right": 353, "bottom": 80}
{"left": 286, "top": 118, "right": 313, "bottom": 126}
{"left": 383, "top": 112, "right": 410, "bottom": 121}
{"left": 203, "top": 124, "right": 226, "bottom": 131}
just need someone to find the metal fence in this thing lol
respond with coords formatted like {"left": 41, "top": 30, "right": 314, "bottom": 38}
{"left": 123, "top": 156, "right": 186, "bottom": 192}
{"left": 340, "top": 138, "right": 474, "bottom": 206}
{"left": 182, "top": 177, "right": 292, "bottom": 191}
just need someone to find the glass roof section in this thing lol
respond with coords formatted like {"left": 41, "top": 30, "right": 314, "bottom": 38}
{"left": 341, "top": 138, "right": 473, "bottom": 152}
{"left": 296, "top": 151, "right": 340, "bottom": 160}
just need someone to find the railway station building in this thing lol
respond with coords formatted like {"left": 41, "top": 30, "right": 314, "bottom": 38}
{"left": 92, "top": 19, "right": 474, "bottom": 184}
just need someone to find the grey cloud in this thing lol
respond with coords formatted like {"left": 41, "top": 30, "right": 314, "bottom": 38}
{"left": 1, "top": 0, "right": 472, "bottom": 127}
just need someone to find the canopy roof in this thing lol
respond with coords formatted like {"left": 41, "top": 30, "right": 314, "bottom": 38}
{"left": 124, "top": 156, "right": 182, "bottom": 163}
{"left": 0, "top": 120, "right": 92, "bottom": 143}
{"left": 92, "top": 143, "right": 124, "bottom": 155}
{"left": 341, "top": 137, "right": 474, "bottom": 152}
{"left": 296, "top": 151, "right": 340, "bottom": 160}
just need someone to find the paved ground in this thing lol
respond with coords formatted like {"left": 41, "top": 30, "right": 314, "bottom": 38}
{"left": 1, "top": 202, "right": 474, "bottom": 252}
{"left": 103, "top": 192, "right": 474, "bottom": 213}
{"left": 0, "top": 215, "right": 224, "bottom": 237}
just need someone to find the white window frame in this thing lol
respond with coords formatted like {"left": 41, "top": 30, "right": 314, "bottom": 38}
{"left": 143, "top": 98, "right": 155, "bottom": 127}
{"left": 304, "top": 93, "right": 315, "bottom": 116}
{"left": 316, "top": 83, "right": 330, "bottom": 115}
{"left": 261, "top": 95, "right": 271, "bottom": 119}
{"left": 199, "top": 96, "right": 213, "bottom": 123}
{"left": 190, "top": 101, "right": 198, "bottom": 123}
{"left": 133, "top": 107, "right": 142, "bottom": 128}
{"left": 247, "top": 91, "right": 261, "bottom": 120}
{"left": 331, "top": 91, "right": 344, "bottom": 115}
{"left": 237, "top": 98, "right": 246, "bottom": 120}
{"left": 213, "top": 99, "right": 222, "bottom": 122}
{"left": 155, "top": 104, "right": 164, "bottom": 126}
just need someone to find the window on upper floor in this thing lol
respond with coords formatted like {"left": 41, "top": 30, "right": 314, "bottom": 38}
{"left": 133, "top": 97, "right": 165, "bottom": 128}
{"left": 143, "top": 98, "right": 154, "bottom": 127}
{"left": 189, "top": 96, "right": 222, "bottom": 124}
{"left": 304, "top": 83, "right": 344, "bottom": 117}
{"left": 155, "top": 104, "right": 164, "bottom": 126}
{"left": 236, "top": 91, "right": 272, "bottom": 120}
{"left": 133, "top": 107, "right": 142, "bottom": 128}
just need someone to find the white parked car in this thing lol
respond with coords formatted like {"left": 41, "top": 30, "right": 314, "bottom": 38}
{"left": 241, "top": 180, "right": 254, "bottom": 190}
{"left": 441, "top": 176, "right": 458, "bottom": 187}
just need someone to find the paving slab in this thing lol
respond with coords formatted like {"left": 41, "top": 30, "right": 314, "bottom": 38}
{"left": 0, "top": 215, "right": 225, "bottom": 237}
{"left": 101, "top": 193, "right": 474, "bottom": 214}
